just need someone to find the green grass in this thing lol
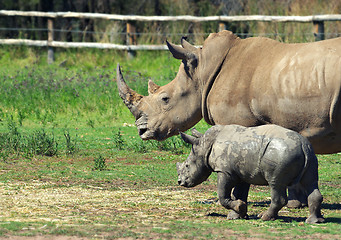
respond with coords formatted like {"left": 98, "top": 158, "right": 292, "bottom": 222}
{"left": 0, "top": 47, "right": 340, "bottom": 239}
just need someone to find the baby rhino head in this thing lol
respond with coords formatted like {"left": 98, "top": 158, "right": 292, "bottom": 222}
{"left": 176, "top": 131, "right": 212, "bottom": 188}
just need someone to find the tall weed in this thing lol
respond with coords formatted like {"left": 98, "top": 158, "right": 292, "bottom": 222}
{"left": 113, "top": 128, "right": 126, "bottom": 150}
{"left": 64, "top": 130, "right": 78, "bottom": 155}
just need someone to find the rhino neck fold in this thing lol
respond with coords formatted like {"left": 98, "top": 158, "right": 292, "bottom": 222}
{"left": 202, "top": 128, "right": 220, "bottom": 173}
{"left": 204, "top": 144, "right": 214, "bottom": 173}
{"left": 201, "top": 47, "right": 233, "bottom": 126}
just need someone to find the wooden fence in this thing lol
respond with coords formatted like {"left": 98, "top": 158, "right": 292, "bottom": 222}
{"left": 1, "top": 10, "right": 341, "bottom": 63}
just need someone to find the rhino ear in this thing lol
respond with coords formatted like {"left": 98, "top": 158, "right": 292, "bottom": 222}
{"left": 148, "top": 80, "right": 160, "bottom": 95}
{"left": 180, "top": 132, "right": 199, "bottom": 145}
{"left": 176, "top": 162, "right": 182, "bottom": 172}
{"left": 191, "top": 128, "right": 203, "bottom": 138}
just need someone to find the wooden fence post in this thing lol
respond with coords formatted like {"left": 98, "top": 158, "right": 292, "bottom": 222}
{"left": 126, "top": 21, "right": 137, "bottom": 58}
{"left": 313, "top": 21, "right": 325, "bottom": 41}
{"left": 219, "top": 22, "right": 227, "bottom": 32}
{"left": 47, "top": 18, "right": 54, "bottom": 64}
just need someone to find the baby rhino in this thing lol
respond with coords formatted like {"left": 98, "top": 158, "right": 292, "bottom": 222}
{"left": 177, "top": 125, "right": 324, "bottom": 224}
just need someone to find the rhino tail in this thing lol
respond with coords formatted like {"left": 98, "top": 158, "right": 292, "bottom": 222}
{"left": 290, "top": 142, "right": 313, "bottom": 186}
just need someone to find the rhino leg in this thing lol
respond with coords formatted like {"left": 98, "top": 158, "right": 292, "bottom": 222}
{"left": 217, "top": 172, "right": 248, "bottom": 219}
{"left": 228, "top": 182, "right": 250, "bottom": 219}
{"left": 305, "top": 188, "right": 324, "bottom": 224}
{"left": 259, "top": 186, "right": 287, "bottom": 221}
{"left": 287, "top": 184, "right": 308, "bottom": 208}
{"left": 299, "top": 163, "right": 325, "bottom": 224}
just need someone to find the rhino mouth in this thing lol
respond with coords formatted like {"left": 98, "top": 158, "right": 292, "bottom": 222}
{"left": 135, "top": 115, "right": 158, "bottom": 140}
{"left": 136, "top": 124, "right": 155, "bottom": 140}
{"left": 138, "top": 128, "right": 167, "bottom": 141}
{"left": 138, "top": 128, "right": 155, "bottom": 140}
{"left": 138, "top": 127, "right": 148, "bottom": 137}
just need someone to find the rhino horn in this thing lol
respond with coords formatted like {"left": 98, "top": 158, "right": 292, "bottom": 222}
{"left": 180, "top": 132, "right": 199, "bottom": 145}
{"left": 148, "top": 79, "right": 160, "bottom": 95}
{"left": 116, "top": 64, "right": 143, "bottom": 118}
{"left": 166, "top": 40, "right": 198, "bottom": 61}
{"left": 181, "top": 37, "right": 197, "bottom": 52}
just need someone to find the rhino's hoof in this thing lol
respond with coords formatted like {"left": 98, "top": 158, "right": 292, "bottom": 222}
{"left": 227, "top": 211, "right": 248, "bottom": 220}
{"left": 287, "top": 200, "right": 304, "bottom": 209}
{"left": 305, "top": 216, "right": 325, "bottom": 224}
{"left": 227, "top": 211, "right": 240, "bottom": 220}
{"left": 258, "top": 212, "right": 276, "bottom": 221}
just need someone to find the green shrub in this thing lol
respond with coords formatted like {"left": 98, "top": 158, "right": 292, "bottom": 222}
{"left": 93, "top": 155, "right": 107, "bottom": 171}
{"left": 25, "top": 129, "right": 58, "bottom": 157}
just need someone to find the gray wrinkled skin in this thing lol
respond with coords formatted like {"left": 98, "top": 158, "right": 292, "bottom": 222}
{"left": 177, "top": 125, "right": 325, "bottom": 224}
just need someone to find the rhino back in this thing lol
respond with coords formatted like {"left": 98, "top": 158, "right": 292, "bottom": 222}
{"left": 208, "top": 125, "right": 308, "bottom": 185}
{"left": 206, "top": 36, "right": 341, "bottom": 144}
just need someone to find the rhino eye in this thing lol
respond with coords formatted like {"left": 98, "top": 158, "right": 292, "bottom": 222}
{"left": 161, "top": 96, "right": 170, "bottom": 104}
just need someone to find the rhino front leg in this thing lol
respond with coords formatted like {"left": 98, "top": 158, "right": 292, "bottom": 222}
{"left": 228, "top": 182, "right": 250, "bottom": 219}
{"left": 217, "top": 172, "right": 248, "bottom": 219}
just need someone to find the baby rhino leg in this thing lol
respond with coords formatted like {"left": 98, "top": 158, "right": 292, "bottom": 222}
{"left": 300, "top": 160, "right": 325, "bottom": 224}
{"left": 217, "top": 172, "right": 248, "bottom": 219}
{"left": 228, "top": 182, "right": 250, "bottom": 219}
{"left": 259, "top": 186, "right": 287, "bottom": 221}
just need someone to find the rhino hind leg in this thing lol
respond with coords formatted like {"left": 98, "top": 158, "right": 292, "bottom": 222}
{"left": 305, "top": 188, "right": 325, "bottom": 224}
{"left": 299, "top": 167, "right": 325, "bottom": 224}
{"left": 259, "top": 186, "right": 287, "bottom": 221}
{"left": 287, "top": 184, "right": 308, "bottom": 209}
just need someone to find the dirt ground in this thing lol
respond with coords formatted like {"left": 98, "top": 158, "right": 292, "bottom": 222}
{"left": 0, "top": 178, "right": 339, "bottom": 239}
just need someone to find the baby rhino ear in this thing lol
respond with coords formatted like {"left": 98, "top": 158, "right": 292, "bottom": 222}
{"left": 176, "top": 162, "right": 182, "bottom": 172}
{"left": 191, "top": 128, "right": 203, "bottom": 138}
{"left": 179, "top": 132, "right": 199, "bottom": 145}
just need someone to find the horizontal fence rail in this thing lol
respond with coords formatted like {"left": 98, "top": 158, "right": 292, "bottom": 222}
{"left": 0, "top": 39, "right": 169, "bottom": 50}
{"left": 1, "top": 10, "right": 341, "bottom": 22}
{"left": 1, "top": 10, "right": 341, "bottom": 63}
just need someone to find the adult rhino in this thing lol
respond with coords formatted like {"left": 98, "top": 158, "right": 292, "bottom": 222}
{"left": 117, "top": 30, "right": 341, "bottom": 154}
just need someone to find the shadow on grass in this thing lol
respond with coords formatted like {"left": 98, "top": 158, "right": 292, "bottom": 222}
{"left": 207, "top": 212, "right": 340, "bottom": 224}
{"left": 205, "top": 201, "right": 341, "bottom": 224}
{"left": 322, "top": 203, "right": 341, "bottom": 210}
{"left": 206, "top": 212, "right": 306, "bottom": 222}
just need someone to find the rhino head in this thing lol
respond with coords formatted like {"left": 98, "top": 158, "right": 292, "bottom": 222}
{"left": 116, "top": 38, "right": 203, "bottom": 141}
{"left": 176, "top": 131, "right": 212, "bottom": 187}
